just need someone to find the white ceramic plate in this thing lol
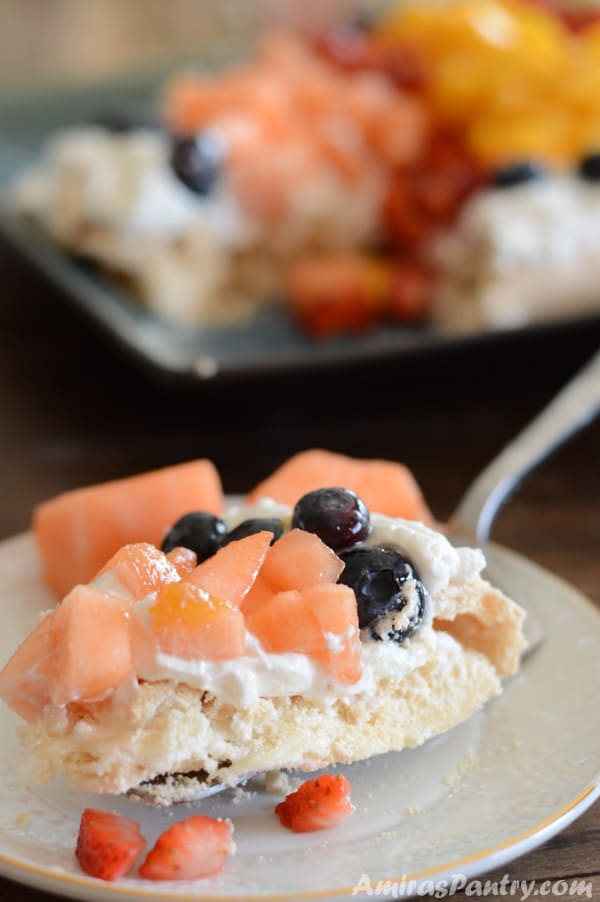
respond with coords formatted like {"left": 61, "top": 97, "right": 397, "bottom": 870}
{"left": 0, "top": 532, "right": 599, "bottom": 901}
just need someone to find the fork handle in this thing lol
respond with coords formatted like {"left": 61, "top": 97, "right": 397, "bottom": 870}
{"left": 451, "top": 348, "right": 600, "bottom": 544}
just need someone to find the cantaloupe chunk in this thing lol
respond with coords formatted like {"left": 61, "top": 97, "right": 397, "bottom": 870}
{"left": 49, "top": 585, "right": 133, "bottom": 706}
{"left": 185, "top": 531, "right": 273, "bottom": 607}
{"left": 305, "top": 584, "right": 362, "bottom": 684}
{"left": 260, "top": 529, "right": 344, "bottom": 592}
{"left": 93, "top": 543, "right": 181, "bottom": 602}
{"left": 165, "top": 546, "right": 198, "bottom": 578}
{"left": 241, "top": 529, "right": 344, "bottom": 615}
{"left": 150, "top": 582, "right": 245, "bottom": 661}
{"left": 246, "top": 583, "right": 361, "bottom": 684}
{"left": 239, "top": 574, "right": 274, "bottom": 616}
{"left": 34, "top": 459, "right": 223, "bottom": 598}
{"left": 0, "top": 612, "right": 54, "bottom": 722}
{"left": 247, "top": 449, "right": 432, "bottom": 522}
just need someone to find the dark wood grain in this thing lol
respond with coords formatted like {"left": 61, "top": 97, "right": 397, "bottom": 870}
{"left": 0, "top": 237, "right": 598, "bottom": 899}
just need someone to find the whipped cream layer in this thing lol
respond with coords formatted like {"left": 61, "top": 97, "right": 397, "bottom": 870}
{"left": 14, "top": 128, "right": 251, "bottom": 247}
{"left": 432, "top": 174, "right": 600, "bottom": 330}
{"left": 134, "top": 612, "right": 436, "bottom": 709}
{"left": 120, "top": 500, "right": 485, "bottom": 708}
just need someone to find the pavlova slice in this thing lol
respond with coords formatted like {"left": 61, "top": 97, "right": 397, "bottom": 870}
{"left": 0, "top": 482, "right": 525, "bottom": 806}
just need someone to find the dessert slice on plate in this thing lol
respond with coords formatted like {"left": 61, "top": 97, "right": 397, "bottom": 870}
{"left": 0, "top": 458, "right": 526, "bottom": 806}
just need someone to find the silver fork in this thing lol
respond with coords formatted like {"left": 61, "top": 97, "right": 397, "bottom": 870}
{"left": 448, "top": 348, "right": 600, "bottom": 653}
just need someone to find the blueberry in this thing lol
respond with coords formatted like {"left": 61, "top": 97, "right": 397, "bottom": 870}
{"left": 578, "top": 152, "right": 600, "bottom": 182}
{"left": 161, "top": 511, "right": 227, "bottom": 562}
{"left": 338, "top": 546, "right": 427, "bottom": 644}
{"left": 291, "top": 487, "right": 370, "bottom": 551}
{"left": 222, "top": 517, "right": 283, "bottom": 546}
{"left": 170, "top": 132, "right": 224, "bottom": 195}
{"left": 492, "top": 161, "right": 544, "bottom": 189}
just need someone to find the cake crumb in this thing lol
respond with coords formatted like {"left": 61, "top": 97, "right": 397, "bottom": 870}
{"left": 16, "top": 812, "right": 31, "bottom": 827}
{"left": 264, "top": 770, "right": 300, "bottom": 795}
{"left": 443, "top": 750, "right": 480, "bottom": 787}
{"left": 232, "top": 784, "right": 254, "bottom": 802}
{"left": 404, "top": 805, "right": 424, "bottom": 816}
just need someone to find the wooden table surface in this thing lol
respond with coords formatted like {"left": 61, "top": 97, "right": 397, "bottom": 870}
{"left": 0, "top": 237, "right": 598, "bottom": 899}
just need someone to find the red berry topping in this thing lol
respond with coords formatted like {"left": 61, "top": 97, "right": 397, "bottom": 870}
{"left": 75, "top": 808, "right": 146, "bottom": 882}
{"left": 389, "top": 262, "right": 432, "bottom": 323}
{"left": 139, "top": 814, "right": 234, "bottom": 881}
{"left": 287, "top": 255, "right": 390, "bottom": 338}
{"left": 275, "top": 773, "right": 354, "bottom": 833}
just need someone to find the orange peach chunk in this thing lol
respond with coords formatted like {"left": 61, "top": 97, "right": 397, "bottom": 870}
{"left": 150, "top": 582, "right": 246, "bottom": 661}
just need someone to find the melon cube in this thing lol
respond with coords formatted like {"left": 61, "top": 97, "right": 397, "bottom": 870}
{"left": 303, "top": 584, "right": 362, "bottom": 684}
{"left": 165, "top": 546, "right": 197, "bottom": 578}
{"left": 185, "top": 531, "right": 272, "bottom": 607}
{"left": 34, "top": 458, "right": 223, "bottom": 597}
{"left": 93, "top": 543, "right": 181, "bottom": 602}
{"left": 247, "top": 449, "right": 432, "bottom": 522}
{"left": 49, "top": 585, "right": 133, "bottom": 706}
{"left": 240, "top": 574, "right": 274, "bottom": 616}
{"left": 246, "top": 583, "right": 362, "bottom": 684}
{"left": 0, "top": 612, "right": 54, "bottom": 722}
{"left": 246, "top": 590, "right": 322, "bottom": 655}
{"left": 260, "top": 529, "right": 344, "bottom": 593}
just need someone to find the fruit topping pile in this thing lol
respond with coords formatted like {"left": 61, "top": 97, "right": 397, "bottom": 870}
{"left": 1, "top": 455, "right": 435, "bottom": 725}
{"left": 376, "top": 0, "right": 600, "bottom": 167}
{"left": 15, "top": 1, "right": 600, "bottom": 337}
{"left": 236, "top": 0, "right": 600, "bottom": 337}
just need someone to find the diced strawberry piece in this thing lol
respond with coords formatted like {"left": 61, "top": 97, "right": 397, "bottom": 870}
{"left": 275, "top": 774, "right": 353, "bottom": 833}
{"left": 76, "top": 808, "right": 146, "bottom": 881}
{"left": 139, "top": 815, "right": 234, "bottom": 881}
{"left": 287, "top": 255, "right": 391, "bottom": 339}
{"left": 184, "top": 531, "right": 273, "bottom": 607}
{"left": 166, "top": 546, "right": 198, "bottom": 578}
{"left": 383, "top": 181, "right": 430, "bottom": 251}
{"left": 388, "top": 262, "right": 432, "bottom": 323}
{"left": 414, "top": 172, "right": 463, "bottom": 222}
